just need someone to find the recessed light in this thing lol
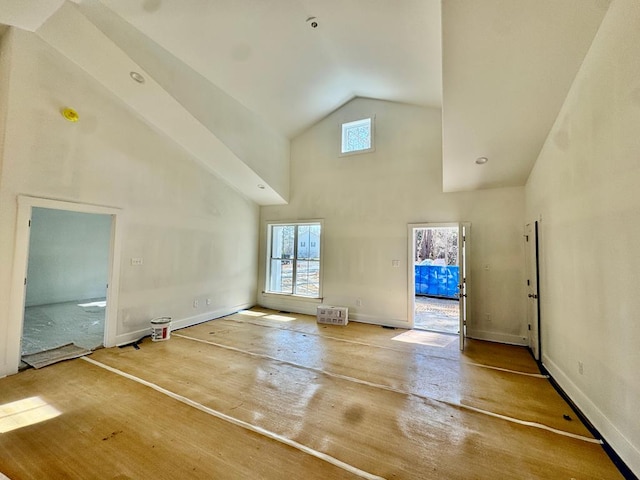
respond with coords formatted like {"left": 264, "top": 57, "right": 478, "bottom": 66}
{"left": 257, "top": 184, "right": 265, "bottom": 190}
{"left": 130, "top": 71, "right": 145, "bottom": 84}
{"left": 475, "top": 156, "right": 488, "bottom": 165}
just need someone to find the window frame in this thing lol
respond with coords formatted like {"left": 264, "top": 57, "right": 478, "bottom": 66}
{"left": 265, "top": 220, "right": 323, "bottom": 299}
{"left": 340, "top": 116, "right": 375, "bottom": 157}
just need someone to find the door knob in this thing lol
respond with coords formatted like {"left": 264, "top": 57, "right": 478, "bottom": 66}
{"left": 528, "top": 294, "right": 538, "bottom": 299}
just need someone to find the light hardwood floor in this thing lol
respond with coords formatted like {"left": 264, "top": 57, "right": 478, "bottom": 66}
{"left": 0, "top": 308, "right": 624, "bottom": 479}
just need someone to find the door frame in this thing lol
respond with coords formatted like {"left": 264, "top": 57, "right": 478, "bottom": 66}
{"left": 7, "top": 196, "right": 122, "bottom": 374}
{"left": 407, "top": 222, "right": 470, "bottom": 349}
{"left": 525, "top": 220, "right": 542, "bottom": 360}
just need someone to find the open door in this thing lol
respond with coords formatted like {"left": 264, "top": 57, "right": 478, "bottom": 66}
{"left": 408, "top": 222, "right": 470, "bottom": 350}
{"left": 458, "top": 223, "right": 469, "bottom": 351}
{"left": 525, "top": 222, "right": 541, "bottom": 360}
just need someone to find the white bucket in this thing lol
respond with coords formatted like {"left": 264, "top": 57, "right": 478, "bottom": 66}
{"left": 150, "top": 316, "right": 172, "bottom": 342}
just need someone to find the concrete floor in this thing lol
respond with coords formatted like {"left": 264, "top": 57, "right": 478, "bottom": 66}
{"left": 414, "top": 296, "right": 459, "bottom": 334}
{"left": 22, "top": 298, "right": 106, "bottom": 356}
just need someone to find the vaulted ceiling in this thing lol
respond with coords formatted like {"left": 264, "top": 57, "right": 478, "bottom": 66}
{"left": 0, "top": 0, "right": 611, "bottom": 202}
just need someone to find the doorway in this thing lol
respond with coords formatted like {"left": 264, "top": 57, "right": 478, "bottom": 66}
{"left": 408, "top": 223, "right": 469, "bottom": 350}
{"left": 525, "top": 221, "right": 541, "bottom": 360}
{"left": 6, "top": 196, "right": 122, "bottom": 375}
{"left": 22, "top": 207, "right": 112, "bottom": 356}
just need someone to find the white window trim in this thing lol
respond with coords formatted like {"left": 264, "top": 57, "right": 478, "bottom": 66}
{"left": 339, "top": 115, "right": 375, "bottom": 157}
{"left": 264, "top": 220, "right": 324, "bottom": 300}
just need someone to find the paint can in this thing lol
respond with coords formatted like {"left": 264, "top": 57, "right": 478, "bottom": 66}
{"left": 150, "top": 316, "right": 172, "bottom": 342}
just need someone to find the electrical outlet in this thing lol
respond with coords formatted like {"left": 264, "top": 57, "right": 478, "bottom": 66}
{"left": 578, "top": 361, "right": 584, "bottom": 375}
{"left": 131, "top": 257, "right": 143, "bottom": 266}
{"left": 206, "top": 298, "right": 212, "bottom": 306}
{"left": 485, "top": 313, "right": 491, "bottom": 323}
{"left": 392, "top": 260, "right": 400, "bottom": 267}
{"left": 193, "top": 299, "right": 199, "bottom": 308}
{"left": 356, "top": 298, "right": 362, "bottom": 307}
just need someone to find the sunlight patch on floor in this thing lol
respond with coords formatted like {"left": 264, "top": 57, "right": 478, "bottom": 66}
{"left": 263, "top": 314, "right": 296, "bottom": 322}
{"left": 77, "top": 301, "right": 106, "bottom": 308}
{"left": 0, "top": 396, "right": 61, "bottom": 433}
{"left": 392, "top": 330, "right": 457, "bottom": 348}
{"left": 237, "top": 310, "right": 267, "bottom": 317}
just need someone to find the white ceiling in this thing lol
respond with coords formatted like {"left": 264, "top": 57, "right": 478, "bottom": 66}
{"left": 441, "top": 0, "right": 611, "bottom": 192}
{"left": 0, "top": 0, "right": 612, "bottom": 199}
{"left": 95, "top": 0, "right": 443, "bottom": 138}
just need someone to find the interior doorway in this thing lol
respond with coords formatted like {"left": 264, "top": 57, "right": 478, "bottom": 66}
{"left": 408, "top": 223, "right": 469, "bottom": 350}
{"left": 6, "top": 196, "right": 122, "bottom": 375}
{"left": 22, "top": 207, "right": 112, "bottom": 356}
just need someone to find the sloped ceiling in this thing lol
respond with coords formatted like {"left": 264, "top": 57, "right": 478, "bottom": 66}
{"left": 0, "top": 0, "right": 612, "bottom": 201}
{"left": 441, "top": 0, "right": 611, "bottom": 192}
{"left": 93, "top": 0, "right": 443, "bottom": 138}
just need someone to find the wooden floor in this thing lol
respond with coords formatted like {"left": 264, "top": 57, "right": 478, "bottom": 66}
{"left": 0, "top": 307, "right": 623, "bottom": 479}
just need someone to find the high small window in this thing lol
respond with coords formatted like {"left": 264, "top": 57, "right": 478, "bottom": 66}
{"left": 341, "top": 117, "right": 374, "bottom": 155}
{"left": 267, "top": 222, "right": 321, "bottom": 298}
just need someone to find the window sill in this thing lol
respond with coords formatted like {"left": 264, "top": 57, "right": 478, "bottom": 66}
{"left": 339, "top": 147, "right": 375, "bottom": 158}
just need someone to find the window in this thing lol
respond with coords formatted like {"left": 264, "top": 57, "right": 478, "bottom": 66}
{"left": 267, "top": 222, "right": 321, "bottom": 297}
{"left": 341, "top": 117, "right": 374, "bottom": 155}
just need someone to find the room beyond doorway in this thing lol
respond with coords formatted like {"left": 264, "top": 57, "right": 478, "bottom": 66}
{"left": 21, "top": 207, "right": 111, "bottom": 357}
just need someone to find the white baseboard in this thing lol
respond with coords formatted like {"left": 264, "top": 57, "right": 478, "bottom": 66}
{"left": 114, "top": 302, "right": 253, "bottom": 346}
{"left": 350, "top": 312, "right": 411, "bottom": 329}
{"left": 542, "top": 354, "right": 640, "bottom": 476}
{"left": 258, "top": 298, "right": 411, "bottom": 329}
{"left": 258, "top": 295, "right": 321, "bottom": 316}
{"left": 466, "top": 328, "right": 528, "bottom": 346}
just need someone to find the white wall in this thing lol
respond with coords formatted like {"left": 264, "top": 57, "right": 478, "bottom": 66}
{"left": 259, "top": 98, "right": 526, "bottom": 344}
{"left": 25, "top": 208, "right": 111, "bottom": 306}
{"left": 0, "top": 28, "right": 259, "bottom": 376}
{"left": 525, "top": 0, "right": 640, "bottom": 474}
{"left": 73, "top": 0, "right": 291, "bottom": 201}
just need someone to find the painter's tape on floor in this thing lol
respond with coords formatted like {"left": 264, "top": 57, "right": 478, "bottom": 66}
{"left": 174, "top": 333, "right": 602, "bottom": 445}
{"left": 465, "top": 362, "right": 549, "bottom": 379}
{"left": 81, "top": 357, "right": 386, "bottom": 480}
{"left": 218, "top": 317, "right": 545, "bottom": 378}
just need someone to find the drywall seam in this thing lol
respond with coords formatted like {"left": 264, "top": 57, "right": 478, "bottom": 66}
{"left": 175, "top": 333, "right": 599, "bottom": 443}
{"left": 82, "top": 356, "right": 386, "bottom": 480}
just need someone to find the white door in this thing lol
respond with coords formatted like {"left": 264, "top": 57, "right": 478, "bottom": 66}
{"left": 525, "top": 222, "right": 540, "bottom": 360}
{"left": 458, "top": 223, "right": 469, "bottom": 351}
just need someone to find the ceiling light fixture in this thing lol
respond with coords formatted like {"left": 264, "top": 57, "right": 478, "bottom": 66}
{"left": 475, "top": 156, "right": 489, "bottom": 165}
{"left": 130, "top": 71, "right": 145, "bottom": 84}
